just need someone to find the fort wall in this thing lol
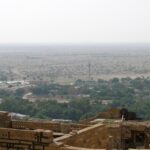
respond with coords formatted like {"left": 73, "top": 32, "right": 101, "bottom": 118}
{"left": 56, "top": 123, "right": 121, "bottom": 149}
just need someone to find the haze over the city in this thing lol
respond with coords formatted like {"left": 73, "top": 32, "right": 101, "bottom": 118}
{"left": 0, "top": 0, "right": 150, "bottom": 45}
{"left": 1, "top": 2, "right": 150, "bottom": 149}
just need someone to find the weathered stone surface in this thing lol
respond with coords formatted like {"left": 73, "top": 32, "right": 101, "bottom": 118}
{"left": 0, "top": 111, "right": 11, "bottom": 128}
{"left": 0, "top": 109, "right": 150, "bottom": 149}
{"left": 56, "top": 123, "right": 121, "bottom": 149}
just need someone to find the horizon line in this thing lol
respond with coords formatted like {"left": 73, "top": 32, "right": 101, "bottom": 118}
{"left": 0, "top": 42, "right": 150, "bottom": 46}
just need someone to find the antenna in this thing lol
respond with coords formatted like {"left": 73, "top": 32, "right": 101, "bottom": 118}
{"left": 88, "top": 61, "right": 91, "bottom": 81}
{"left": 87, "top": 52, "right": 92, "bottom": 81}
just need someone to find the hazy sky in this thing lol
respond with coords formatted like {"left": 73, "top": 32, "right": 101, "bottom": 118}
{"left": 0, "top": 0, "right": 150, "bottom": 44}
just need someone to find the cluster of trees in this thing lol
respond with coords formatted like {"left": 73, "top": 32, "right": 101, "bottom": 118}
{"left": 1, "top": 77, "right": 150, "bottom": 120}
{"left": 31, "top": 77, "right": 150, "bottom": 101}
{"left": 31, "top": 83, "right": 72, "bottom": 96}
{"left": 0, "top": 97, "right": 106, "bottom": 121}
{"left": 0, "top": 72, "right": 7, "bottom": 81}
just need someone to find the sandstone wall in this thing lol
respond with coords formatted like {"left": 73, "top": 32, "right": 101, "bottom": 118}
{"left": 0, "top": 128, "right": 53, "bottom": 150}
{"left": 12, "top": 120, "right": 88, "bottom": 134}
{"left": 0, "top": 111, "right": 11, "bottom": 128}
{"left": 56, "top": 123, "right": 121, "bottom": 149}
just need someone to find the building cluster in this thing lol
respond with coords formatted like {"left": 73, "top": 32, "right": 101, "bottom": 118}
{"left": 0, "top": 108, "right": 150, "bottom": 150}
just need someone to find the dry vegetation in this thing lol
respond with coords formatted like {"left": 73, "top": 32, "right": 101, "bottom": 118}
{"left": 0, "top": 44, "right": 150, "bottom": 83}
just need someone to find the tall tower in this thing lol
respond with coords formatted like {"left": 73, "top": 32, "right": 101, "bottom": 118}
{"left": 88, "top": 61, "right": 91, "bottom": 81}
